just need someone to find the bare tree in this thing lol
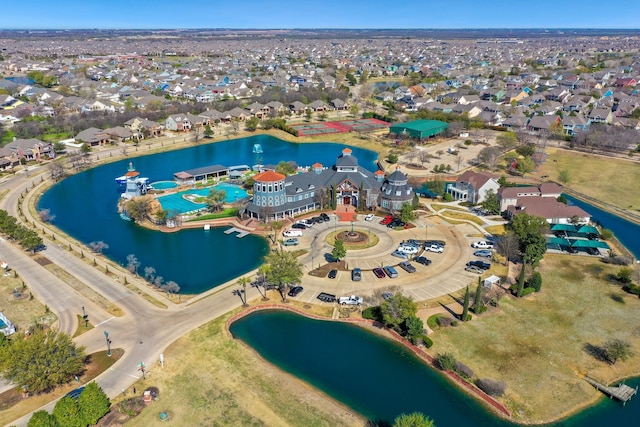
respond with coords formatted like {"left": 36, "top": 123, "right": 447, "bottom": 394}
{"left": 164, "top": 281, "right": 180, "bottom": 295}
{"left": 418, "top": 150, "right": 432, "bottom": 167}
{"left": 47, "top": 160, "right": 66, "bottom": 182}
{"left": 89, "top": 241, "right": 109, "bottom": 254}
{"left": 477, "top": 146, "right": 500, "bottom": 170}
{"left": 143, "top": 266, "right": 156, "bottom": 283}
{"left": 126, "top": 254, "right": 141, "bottom": 276}
{"left": 38, "top": 209, "right": 56, "bottom": 223}
{"left": 496, "top": 232, "right": 520, "bottom": 269}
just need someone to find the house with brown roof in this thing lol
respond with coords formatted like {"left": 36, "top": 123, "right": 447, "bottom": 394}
{"left": 75, "top": 128, "right": 110, "bottom": 146}
{"left": 498, "top": 183, "right": 563, "bottom": 212}
{"left": 505, "top": 197, "right": 590, "bottom": 225}
{"left": 446, "top": 171, "right": 500, "bottom": 204}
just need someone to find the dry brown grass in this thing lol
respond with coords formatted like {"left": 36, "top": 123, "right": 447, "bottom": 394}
{"left": 537, "top": 148, "right": 640, "bottom": 212}
{"left": 428, "top": 254, "right": 640, "bottom": 423}
{"left": 125, "top": 309, "right": 361, "bottom": 427}
{"left": 440, "top": 210, "right": 485, "bottom": 226}
{"left": 0, "top": 273, "right": 55, "bottom": 330}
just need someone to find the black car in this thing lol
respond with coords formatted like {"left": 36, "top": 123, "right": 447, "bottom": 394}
{"left": 317, "top": 292, "right": 336, "bottom": 303}
{"left": 424, "top": 240, "right": 446, "bottom": 247}
{"left": 328, "top": 269, "right": 337, "bottom": 279}
{"left": 288, "top": 286, "right": 304, "bottom": 297}
{"left": 32, "top": 244, "right": 47, "bottom": 253}
{"left": 311, "top": 216, "right": 323, "bottom": 224}
{"left": 291, "top": 223, "right": 306, "bottom": 229}
{"left": 320, "top": 213, "right": 330, "bottom": 222}
{"left": 414, "top": 256, "right": 432, "bottom": 266}
{"left": 466, "top": 260, "right": 491, "bottom": 270}
{"left": 65, "top": 386, "right": 85, "bottom": 400}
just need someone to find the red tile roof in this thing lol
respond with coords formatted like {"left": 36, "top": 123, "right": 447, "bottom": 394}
{"left": 254, "top": 170, "right": 286, "bottom": 182}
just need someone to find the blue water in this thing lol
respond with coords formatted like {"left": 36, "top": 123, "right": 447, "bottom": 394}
{"left": 157, "top": 184, "right": 248, "bottom": 214}
{"left": 231, "top": 310, "right": 640, "bottom": 427}
{"left": 38, "top": 136, "right": 378, "bottom": 293}
{"left": 150, "top": 181, "right": 178, "bottom": 190}
{"left": 564, "top": 194, "right": 640, "bottom": 259}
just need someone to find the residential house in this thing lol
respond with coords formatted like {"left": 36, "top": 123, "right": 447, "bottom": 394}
{"left": 562, "top": 116, "right": 590, "bottom": 135}
{"left": 587, "top": 107, "right": 613, "bottom": 124}
{"left": 446, "top": 171, "right": 500, "bottom": 204}
{"left": 75, "top": 128, "right": 110, "bottom": 146}
{"left": 498, "top": 183, "right": 563, "bottom": 212}
{"left": 165, "top": 114, "right": 192, "bottom": 132}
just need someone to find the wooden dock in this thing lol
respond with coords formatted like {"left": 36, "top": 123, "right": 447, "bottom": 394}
{"left": 224, "top": 227, "right": 249, "bottom": 238}
{"left": 585, "top": 376, "right": 638, "bottom": 405}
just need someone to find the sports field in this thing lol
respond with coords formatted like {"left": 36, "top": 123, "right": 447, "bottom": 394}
{"left": 291, "top": 118, "right": 390, "bottom": 137}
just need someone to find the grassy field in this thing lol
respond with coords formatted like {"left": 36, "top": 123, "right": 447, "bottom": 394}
{"left": 125, "top": 311, "right": 361, "bottom": 427}
{"left": 428, "top": 254, "right": 640, "bottom": 423}
{"left": 439, "top": 210, "right": 485, "bottom": 226}
{"left": 537, "top": 148, "right": 640, "bottom": 212}
{"left": 0, "top": 273, "right": 56, "bottom": 330}
{"left": 430, "top": 203, "right": 468, "bottom": 212}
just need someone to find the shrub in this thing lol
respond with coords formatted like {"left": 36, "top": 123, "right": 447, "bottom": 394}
{"left": 520, "top": 287, "right": 536, "bottom": 297}
{"left": 443, "top": 193, "right": 454, "bottom": 202}
{"left": 436, "top": 316, "right": 453, "bottom": 327}
{"left": 454, "top": 361, "right": 475, "bottom": 380}
{"left": 602, "top": 255, "right": 632, "bottom": 266}
{"left": 622, "top": 283, "right": 640, "bottom": 296}
{"left": 422, "top": 335, "right": 433, "bottom": 348}
{"left": 527, "top": 271, "right": 543, "bottom": 292}
{"left": 600, "top": 229, "right": 613, "bottom": 240}
{"left": 476, "top": 378, "right": 507, "bottom": 397}
{"left": 617, "top": 267, "right": 633, "bottom": 284}
{"left": 362, "top": 306, "right": 383, "bottom": 321}
{"left": 451, "top": 320, "right": 459, "bottom": 327}
{"left": 435, "top": 353, "right": 457, "bottom": 371}
{"left": 388, "top": 153, "right": 399, "bottom": 164}
{"left": 471, "top": 305, "right": 487, "bottom": 314}
{"left": 462, "top": 314, "right": 472, "bottom": 321}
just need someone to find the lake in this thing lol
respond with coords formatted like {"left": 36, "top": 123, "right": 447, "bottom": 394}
{"left": 38, "top": 135, "right": 378, "bottom": 293}
{"left": 230, "top": 310, "right": 640, "bottom": 426}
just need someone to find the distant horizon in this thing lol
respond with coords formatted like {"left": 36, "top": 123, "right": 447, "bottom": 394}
{"left": 3, "top": 27, "right": 640, "bottom": 31}
{"left": 1, "top": 0, "right": 639, "bottom": 30}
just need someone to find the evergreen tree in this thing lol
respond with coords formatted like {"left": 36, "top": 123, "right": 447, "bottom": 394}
{"left": 474, "top": 277, "right": 483, "bottom": 314}
{"left": 28, "top": 410, "right": 59, "bottom": 427}
{"left": 461, "top": 286, "right": 470, "bottom": 321}
{"left": 53, "top": 396, "right": 83, "bottom": 427}
{"left": 78, "top": 382, "right": 110, "bottom": 425}
{"left": 517, "top": 259, "right": 527, "bottom": 297}
{"left": 330, "top": 183, "right": 337, "bottom": 209}
{"left": 332, "top": 238, "right": 347, "bottom": 261}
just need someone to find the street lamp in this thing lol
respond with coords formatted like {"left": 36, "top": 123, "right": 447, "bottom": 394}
{"left": 81, "top": 306, "right": 88, "bottom": 328}
{"left": 104, "top": 330, "right": 111, "bottom": 357}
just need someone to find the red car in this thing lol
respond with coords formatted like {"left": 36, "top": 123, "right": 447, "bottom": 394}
{"left": 372, "top": 267, "right": 386, "bottom": 278}
{"left": 379, "top": 216, "right": 393, "bottom": 225}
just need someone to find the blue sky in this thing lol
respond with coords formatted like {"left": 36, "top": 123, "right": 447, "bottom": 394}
{"left": 1, "top": 0, "right": 638, "bottom": 29}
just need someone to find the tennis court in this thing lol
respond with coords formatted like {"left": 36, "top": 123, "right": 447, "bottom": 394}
{"left": 291, "top": 118, "right": 390, "bottom": 137}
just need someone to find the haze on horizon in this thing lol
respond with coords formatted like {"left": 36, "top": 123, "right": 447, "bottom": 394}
{"left": 1, "top": 0, "right": 638, "bottom": 30}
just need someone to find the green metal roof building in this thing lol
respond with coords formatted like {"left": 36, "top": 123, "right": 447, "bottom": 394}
{"left": 389, "top": 120, "right": 449, "bottom": 140}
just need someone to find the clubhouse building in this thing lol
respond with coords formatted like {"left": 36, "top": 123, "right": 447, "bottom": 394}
{"left": 243, "top": 148, "right": 414, "bottom": 221}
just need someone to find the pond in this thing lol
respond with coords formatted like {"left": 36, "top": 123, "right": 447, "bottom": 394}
{"left": 230, "top": 310, "right": 640, "bottom": 427}
{"left": 38, "top": 135, "right": 378, "bottom": 294}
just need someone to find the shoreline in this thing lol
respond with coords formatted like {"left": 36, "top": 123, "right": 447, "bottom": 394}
{"left": 226, "top": 304, "right": 513, "bottom": 420}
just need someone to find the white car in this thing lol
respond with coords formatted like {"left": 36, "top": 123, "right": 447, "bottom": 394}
{"left": 398, "top": 245, "right": 419, "bottom": 254}
{"left": 471, "top": 240, "right": 494, "bottom": 249}
{"left": 364, "top": 213, "right": 375, "bottom": 221}
{"left": 283, "top": 229, "right": 303, "bottom": 237}
{"left": 425, "top": 244, "right": 444, "bottom": 253}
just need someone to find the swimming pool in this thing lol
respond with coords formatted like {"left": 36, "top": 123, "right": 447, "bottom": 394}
{"left": 157, "top": 183, "right": 248, "bottom": 214}
{"left": 151, "top": 181, "right": 179, "bottom": 190}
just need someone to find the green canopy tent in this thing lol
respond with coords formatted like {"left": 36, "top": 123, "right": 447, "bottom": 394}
{"left": 389, "top": 120, "right": 449, "bottom": 140}
{"left": 568, "top": 239, "right": 610, "bottom": 249}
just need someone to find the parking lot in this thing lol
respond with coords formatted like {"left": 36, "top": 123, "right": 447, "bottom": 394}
{"left": 279, "top": 212, "right": 488, "bottom": 305}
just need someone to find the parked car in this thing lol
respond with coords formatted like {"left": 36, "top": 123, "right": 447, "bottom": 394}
{"left": 296, "top": 219, "right": 313, "bottom": 228}
{"left": 339, "top": 295, "right": 363, "bottom": 305}
{"left": 414, "top": 256, "right": 432, "bottom": 266}
{"left": 291, "top": 223, "right": 307, "bottom": 230}
{"left": 365, "top": 213, "right": 375, "bottom": 221}
{"left": 465, "top": 265, "right": 484, "bottom": 274}
{"left": 406, "top": 239, "right": 422, "bottom": 246}
{"left": 425, "top": 244, "right": 444, "bottom": 253}
{"left": 317, "top": 292, "right": 336, "bottom": 303}
{"left": 398, "top": 261, "right": 416, "bottom": 273}
{"left": 65, "top": 386, "right": 85, "bottom": 400}
{"left": 466, "top": 260, "right": 491, "bottom": 270}
{"left": 328, "top": 269, "right": 337, "bottom": 279}
{"left": 383, "top": 265, "right": 398, "bottom": 278}
{"left": 283, "top": 238, "right": 299, "bottom": 246}
{"left": 391, "top": 250, "right": 409, "bottom": 259}
{"left": 471, "top": 240, "right": 494, "bottom": 249}
{"left": 379, "top": 215, "right": 393, "bottom": 225}
{"left": 351, "top": 267, "right": 362, "bottom": 282}
{"left": 473, "top": 249, "right": 492, "bottom": 258}
{"left": 320, "top": 213, "right": 330, "bottom": 222}
{"left": 424, "top": 240, "right": 446, "bottom": 247}
{"left": 372, "top": 267, "right": 386, "bottom": 278}
{"left": 288, "top": 286, "right": 304, "bottom": 297}
{"left": 398, "top": 245, "right": 418, "bottom": 255}
{"left": 283, "top": 229, "right": 303, "bottom": 237}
